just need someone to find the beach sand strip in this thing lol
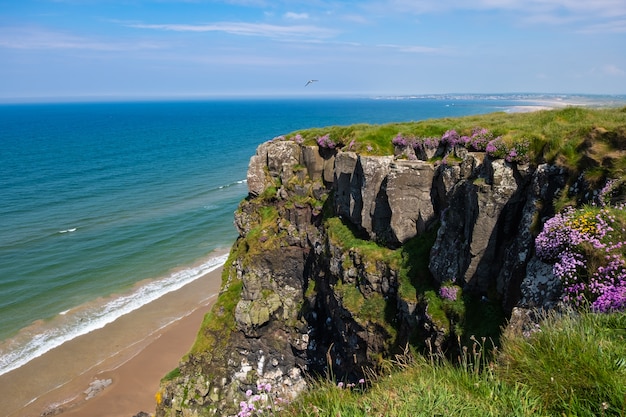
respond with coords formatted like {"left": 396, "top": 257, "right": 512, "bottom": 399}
{"left": 0, "top": 265, "right": 223, "bottom": 417}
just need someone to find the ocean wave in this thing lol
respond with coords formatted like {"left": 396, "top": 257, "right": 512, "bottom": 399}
{"left": 0, "top": 253, "right": 228, "bottom": 377}
{"left": 218, "top": 179, "right": 247, "bottom": 190}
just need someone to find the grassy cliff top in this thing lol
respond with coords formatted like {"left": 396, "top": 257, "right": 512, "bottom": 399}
{"left": 284, "top": 106, "right": 626, "bottom": 180}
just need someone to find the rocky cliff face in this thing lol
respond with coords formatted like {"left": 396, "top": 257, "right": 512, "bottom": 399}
{"left": 156, "top": 135, "right": 597, "bottom": 417}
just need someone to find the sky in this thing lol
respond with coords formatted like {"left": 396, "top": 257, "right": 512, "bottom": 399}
{"left": 1, "top": 0, "right": 625, "bottom": 101}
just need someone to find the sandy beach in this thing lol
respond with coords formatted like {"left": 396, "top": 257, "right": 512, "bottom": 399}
{"left": 0, "top": 264, "right": 224, "bottom": 417}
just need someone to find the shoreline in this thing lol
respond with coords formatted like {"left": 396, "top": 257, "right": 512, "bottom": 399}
{"left": 0, "top": 263, "right": 225, "bottom": 417}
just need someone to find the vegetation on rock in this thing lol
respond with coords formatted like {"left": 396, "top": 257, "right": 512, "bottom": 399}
{"left": 157, "top": 106, "right": 626, "bottom": 417}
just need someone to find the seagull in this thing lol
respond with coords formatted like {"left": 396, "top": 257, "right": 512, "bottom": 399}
{"left": 305, "top": 79, "right": 318, "bottom": 87}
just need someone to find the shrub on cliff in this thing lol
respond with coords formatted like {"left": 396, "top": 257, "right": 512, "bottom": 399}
{"left": 535, "top": 180, "right": 626, "bottom": 312}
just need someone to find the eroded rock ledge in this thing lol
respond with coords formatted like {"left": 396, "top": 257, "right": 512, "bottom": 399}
{"left": 156, "top": 135, "right": 597, "bottom": 416}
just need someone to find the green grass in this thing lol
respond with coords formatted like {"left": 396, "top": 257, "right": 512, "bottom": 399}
{"left": 161, "top": 366, "right": 181, "bottom": 382}
{"left": 325, "top": 217, "right": 401, "bottom": 271}
{"left": 186, "top": 247, "right": 243, "bottom": 359}
{"left": 288, "top": 106, "right": 626, "bottom": 180}
{"left": 397, "top": 229, "right": 438, "bottom": 303}
{"left": 281, "top": 310, "right": 626, "bottom": 417}
{"left": 499, "top": 310, "right": 626, "bottom": 416}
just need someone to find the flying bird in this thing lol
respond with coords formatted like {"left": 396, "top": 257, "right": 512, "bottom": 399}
{"left": 305, "top": 79, "right": 318, "bottom": 87}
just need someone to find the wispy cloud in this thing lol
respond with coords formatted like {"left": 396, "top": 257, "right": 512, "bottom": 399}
{"left": 377, "top": 43, "right": 443, "bottom": 54}
{"left": 602, "top": 64, "right": 625, "bottom": 76}
{"left": 578, "top": 19, "right": 626, "bottom": 34}
{"left": 0, "top": 27, "right": 164, "bottom": 50}
{"left": 378, "top": 0, "right": 626, "bottom": 32}
{"left": 125, "top": 21, "right": 338, "bottom": 39}
{"left": 284, "top": 12, "right": 309, "bottom": 20}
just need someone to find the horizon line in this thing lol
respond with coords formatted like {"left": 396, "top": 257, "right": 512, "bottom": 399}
{"left": 1, "top": 92, "right": 625, "bottom": 105}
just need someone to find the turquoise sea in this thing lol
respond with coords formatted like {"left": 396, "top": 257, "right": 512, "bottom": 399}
{"left": 0, "top": 95, "right": 621, "bottom": 376}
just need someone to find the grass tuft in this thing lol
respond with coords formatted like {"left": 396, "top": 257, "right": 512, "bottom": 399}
{"left": 281, "top": 310, "right": 626, "bottom": 417}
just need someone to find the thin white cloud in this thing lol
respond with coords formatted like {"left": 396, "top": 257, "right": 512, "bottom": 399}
{"left": 284, "top": 12, "right": 309, "bottom": 20}
{"left": 0, "top": 27, "right": 164, "bottom": 51}
{"left": 377, "top": 43, "right": 442, "bottom": 54}
{"left": 341, "top": 14, "right": 371, "bottom": 24}
{"left": 126, "top": 21, "right": 338, "bottom": 39}
{"left": 378, "top": 0, "right": 626, "bottom": 32}
{"left": 384, "top": 0, "right": 626, "bottom": 15}
{"left": 603, "top": 64, "right": 625, "bottom": 76}
{"left": 579, "top": 19, "right": 626, "bottom": 34}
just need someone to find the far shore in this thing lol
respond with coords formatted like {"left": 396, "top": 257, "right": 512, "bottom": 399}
{"left": 0, "top": 264, "right": 224, "bottom": 417}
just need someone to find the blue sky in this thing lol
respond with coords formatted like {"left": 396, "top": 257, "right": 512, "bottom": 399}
{"left": 1, "top": 0, "right": 625, "bottom": 100}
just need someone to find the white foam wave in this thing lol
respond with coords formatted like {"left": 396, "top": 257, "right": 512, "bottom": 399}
{"left": 0, "top": 253, "right": 228, "bottom": 376}
{"left": 58, "top": 228, "right": 77, "bottom": 234}
{"left": 218, "top": 179, "right": 247, "bottom": 190}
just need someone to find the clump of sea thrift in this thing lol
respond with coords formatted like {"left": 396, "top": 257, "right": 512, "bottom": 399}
{"left": 316, "top": 134, "right": 336, "bottom": 149}
{"left": 468, "top": 127, "right": 493, "bottom": 151}
{"left": 238, "top": 382, "right": 286, "bottom": 417}
{"left": 392, "top": 133, "right": 413, "bottom": 147}
{"left": 441, "top": 129, "right": 461, "bottom": 147}
{"left": 535, "top": 180, "right": 626, "bottom": 312}
{"left": 439, "top": 285, "right": 459, "bottom": 301}
{"left": 335, "top": 378, "right": 366, "bottom": 391}
{"left": 391, "top": 127, "right": 529, "bottom": 164}
{"left": 485, "top": 136, "right": 507, "bottom": 159}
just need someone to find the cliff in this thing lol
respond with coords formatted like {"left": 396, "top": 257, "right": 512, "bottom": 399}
{"left": 156, "top": 107, "right": 626, "bottom": 416}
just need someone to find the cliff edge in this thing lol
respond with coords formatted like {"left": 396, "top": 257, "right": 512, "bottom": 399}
{"left": 156, "top": 107, "right": 626, "bottom": 416}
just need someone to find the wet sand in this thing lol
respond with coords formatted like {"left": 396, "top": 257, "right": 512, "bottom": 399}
{"left": 0, "top": 265, "right": 224, "bottom": 417}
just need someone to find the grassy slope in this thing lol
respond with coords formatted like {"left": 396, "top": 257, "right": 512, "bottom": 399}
{"left": 282, "top": 311, "right": 626, "bottom": 417}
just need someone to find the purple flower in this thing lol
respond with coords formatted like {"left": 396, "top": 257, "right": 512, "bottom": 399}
{"left": 535, "top": 204, "right": 626, "bottom": 312}
{"left": 392, "top": 133, "right": 409, "bottom": 147}
{"left": 592, "top": 285, "right": 626, "bottom": 312}
{"left": 316, "top": 134, "right": 336, "bottom": 149}
{"left": 422, "top": 137, "right": 440, "bottom": 150}
{"left": 439, "top": 285, "right": 459, "bottom": 301}
{"left": 469, "top": 127, "right": 493, "bottom": 151}
{"left": 441, "top": 129, "right": 460, "bottom": 146}
{"left": 597, "top": 179, "right": 618, "bottom": 207}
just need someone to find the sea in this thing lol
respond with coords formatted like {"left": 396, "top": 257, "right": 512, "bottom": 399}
{"left": 0, "top": 94, "right": 623, "bottom": 376}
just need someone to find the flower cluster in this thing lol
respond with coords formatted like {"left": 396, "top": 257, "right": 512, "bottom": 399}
{"left": 441, "top": 129, "right": 461, "bottom": 147}
{"left": 393, "top": 133, "right": 442, "bottom": 152}
{"left": 390, "top": 127, "right": 529, "bottom": 164}
{"left": 238, "top": 382, "right": 286, "bottom": 417}
{"left": 597, "top": 179, "right": 618, "bottom": 207}
{"left": 316, "top": 134, "right": 336, "bottom": 149}
{"left": 485, "top": 137, "right": 508, "bottom": 159}
{"left": 292, "top": 134, "right": 304, "bottom": 144}
{"left": 535, "top": 190, "right": 626, "bottom": 312}
{"left": 336, "top": 379, "right": 366, "bottom": 390}
{"left": 439, "top": 285, "right": 459, "bottom": 301}
{"left": 392, "top": 133, "right": 412, "bottom": 147}
{"left": 468, "top": 127, "right": 493, "bottom": 151}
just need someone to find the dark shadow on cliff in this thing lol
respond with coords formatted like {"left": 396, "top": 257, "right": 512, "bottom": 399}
{"left": 461, "top": 163, "right": 532, "bottom": 346}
